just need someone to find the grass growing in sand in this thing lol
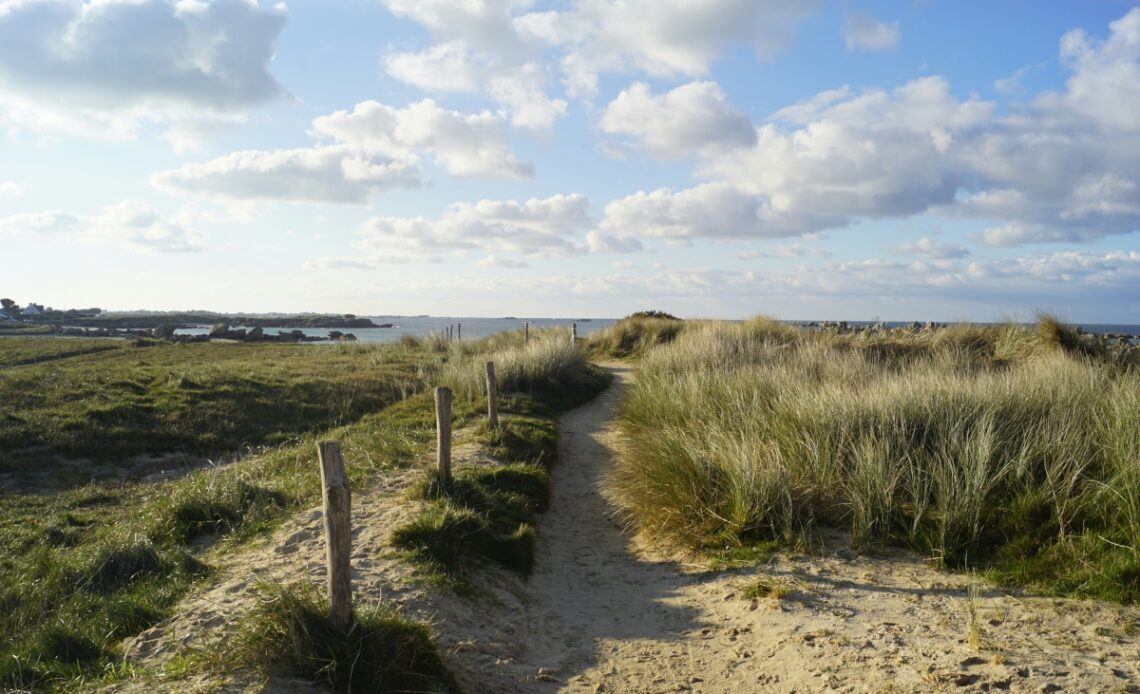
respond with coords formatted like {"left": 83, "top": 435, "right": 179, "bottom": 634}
{"left": 230, "top": 581, "right": 459, "bottom": 693}
{"left": 598, "top": 315, "right": 1140, "bottom": 603}
{"left": 392, "top": 330, "right": 610, "bottom": 583}
{"left": 0, "top": 330, "right": 605, "bottom": 690}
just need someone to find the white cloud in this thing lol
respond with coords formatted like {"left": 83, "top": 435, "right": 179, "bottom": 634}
{"left": 152, "top": 145, "right": 422, "bottom": 204}
{"left": 379, "top": 0, "right": 818, "bottom": 126}
{"left": 550, "top": 0, "right": 821, "bottom": 98}
{"left": 739, "top": 242, "right": 832, "bottom": 259}
{"left": 0, "top": 0, "right": 286, "bottom": 138}
{"left": 0, "top": 201, "right": 202, "bottom": 253}
{"left": 599, "top": 183, "right": 776, "bottom": 240}
{"left": 0, "top": 180, "right": 21, "bottom": 196}
{"left": 896, "top": 237, "right": 970, "bottom": 259}
{"left": 599, "top": 81, "right": 756, "bottom": 159}
{"left": 475, "top": 255, "right": 528, "bottom": 269}
{"left": 0, "top": 210, "right": 78, "bottom": 234}
{"left": 351, "top": 194, "right": 592, "bottom": 264}
{"left": 842, "top": 13, "right": 901, "bottom": 52}
{"left": 699, "top": 77, "right": 991, "bottom": 234}
{"left": 1060, "top": 8, "right": 1140, "bottom": 132}
{"left": 154, "top": 97, "right": 535, "bottom": 204}
{"left": 311, "top": 99, "right": 532, "bottom": 178}
{"left": 383, "top": 41, "right": 482, "bottom": 93}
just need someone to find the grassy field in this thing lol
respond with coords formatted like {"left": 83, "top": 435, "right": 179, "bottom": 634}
{"left": 0, "top": 329, "right": 606, "bottom": 691}
{"left": 591, "top": 316, "right": 1140, "bottom": 603}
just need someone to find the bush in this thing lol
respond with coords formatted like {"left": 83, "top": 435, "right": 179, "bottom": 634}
{"left": 232, "top": 582, "right": 457, "bottom": 693}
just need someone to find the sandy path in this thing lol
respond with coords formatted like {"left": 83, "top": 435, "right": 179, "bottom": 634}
{"left": 473, "top": 363, "right": 1140, "bottom": 693}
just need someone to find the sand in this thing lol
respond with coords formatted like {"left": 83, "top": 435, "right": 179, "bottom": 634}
{"left": 115, "top": 364, "right": 1139, "bottom": 693}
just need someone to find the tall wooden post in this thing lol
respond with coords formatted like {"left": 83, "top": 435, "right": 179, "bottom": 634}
{"left": 524, "top": 322, "right": 529, "bottom": 346}
{"left": 435, "top": 387, "right": 453, "bottom": 485}
{"left": 457, "top": 323, "right": 461, "bottom": 341}
{"left": 485, "top": 361, "right": 499, "bottom": 429}
{"left": 317, "top": 441, "right": 352, "bottom": 631}
{"left": 571, "top": 322, "right": 578, "bottom": 345}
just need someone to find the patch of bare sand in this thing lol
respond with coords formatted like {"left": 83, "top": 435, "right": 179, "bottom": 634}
{"left": 111, "top": 364, "right": 1139, "bottom": 693}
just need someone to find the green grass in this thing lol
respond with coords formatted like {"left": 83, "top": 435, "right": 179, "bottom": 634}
{"left": 0, "top": 332, "right": 610, "bottom": 690}
{"left": 0, "top": 339, "right": 447, "bottom": 691}
{"left": 0, "top": 340, "right": 431, "bottom": 474}
{"left": 0, "top": 336, "right": 125, "bottom": 368}
{"left": 585, "top": 313, "right": 688, "bottom": 360}
{"left": 392, "top": 331, "right": 610, "bottom": 582}
{"left": 611, "top": 316, "right": 1140, "bottom": 603}
{"left": 228, "top": 581, "right": 458, "bottom": 693}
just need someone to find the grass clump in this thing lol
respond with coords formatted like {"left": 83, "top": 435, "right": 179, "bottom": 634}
{"left": 586, "top": 312, "right": 687, "bottom": 360}
{"left": 394, "top": 330, "right": 609, "bottom": 583}
{"left": 612, "top": 316, "right": 1140, "bottom": 602}
{"left": 231, "top": 581, "right": 457, "bottom": 693}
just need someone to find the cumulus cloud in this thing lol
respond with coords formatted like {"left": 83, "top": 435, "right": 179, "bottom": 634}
{"left": 154, "top": 97, "right": 535, "bottom": 203}
{"left": 0, "top": 201, "right": 203, "bottom": 253}
{"left": 548, "top": 0, "right": 821, "bottom": 97}
{"left": 599, "top": 81, "right": 756, "bottom": 158}
{"left": 592, "top": 77, "right": 988, "bottom": 246}
{"left": 311, "top": 99, "right": 532, "bottom": 178}
{"left": 475, "top": 255, "right": 528, "bottom": 269}
{"left": 598, "top": 9, "right": 1140, "bottom": 250}
{"left": 0, "top": 0, "right": 287, "bottom": 137}
{"left": 896, "top": 237, "right": 970, "bottom": 259}
{"left": 842, "top": 13, "right": 901, "bottom": 52}
{"left": 152, "top": 145, "right": 422, "bottom": 204}
{"left": 349, "top": 194, "right": 592, "bottom": 264}
{"left": 379, "top": 0, "right": 818, "bottom": 126}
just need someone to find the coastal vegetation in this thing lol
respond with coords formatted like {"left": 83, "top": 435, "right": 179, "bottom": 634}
{"left": 591, "top": 315, "right": 1140, "bottom": 603}
{"left": 0, "top": 327, "right": 604, "bottom": 691}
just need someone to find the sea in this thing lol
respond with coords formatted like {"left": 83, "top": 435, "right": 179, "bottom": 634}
{"left": 171, "top": 317, "right": 1140, "bottom": 344}
{"left": 174, "top": 316, "right": 620, "bottom": 343}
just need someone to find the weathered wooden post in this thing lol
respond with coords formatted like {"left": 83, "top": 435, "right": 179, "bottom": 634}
{"left": 571, "top": 322, "right": 578, "bottom": 346}
{"left": 524, "top": 321, "right": 529, "bottom": 345}
{"left": 485, "top": 361, "right": 499, "bottom": 429}
{"left": 457, "top": 323, "right": 461, "bottom": 341}
{"left": 435, "top": 387, "right": 453, "bottom": 485}
{"left": 317, "top": 441, "right": 352, "bottom": 631}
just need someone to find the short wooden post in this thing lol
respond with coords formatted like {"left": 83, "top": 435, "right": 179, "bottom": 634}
{"left": 317, "top": 441, "right": 352, "bottom": 631}
{"left": 524, "top": 322, "right": 529, "bottom": 345}
{"left": 485, "top": 361, "right": 499, "bottom": 429}
{"left": 457, "top": 323, "right": 461, "bottom": 341}
{"left": 435, "top": 387, "right": 452, "bottom": 485}
{"left": 571, "top": 322, "right": 578, "bottom": 345}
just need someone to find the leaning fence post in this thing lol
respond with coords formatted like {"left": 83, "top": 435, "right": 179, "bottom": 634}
{"left": 485, "top": 361, "right": 499, "bottom": 429}
{"left": 435, "top": 387, "right": 453, "bottom": 485}
{"left": 317, "top": 441, "right": 352, "bottom": 631}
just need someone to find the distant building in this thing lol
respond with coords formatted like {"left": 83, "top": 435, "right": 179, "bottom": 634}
{"left": 23, "top": 303, "right": 46, "bottom": 315}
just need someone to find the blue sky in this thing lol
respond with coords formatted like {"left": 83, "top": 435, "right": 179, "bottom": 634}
{"left": 2, "top": 0, "right": 1139, "bottom": 322}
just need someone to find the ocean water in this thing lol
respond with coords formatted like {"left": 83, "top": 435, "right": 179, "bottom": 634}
{"left": 175, "top": 316, "right": 619, "bottom": 343}
{"left": 172, "top": 316, "right": 1140, "bottom": 344}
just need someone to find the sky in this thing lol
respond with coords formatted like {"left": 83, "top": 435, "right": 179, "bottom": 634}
{"left": 1, "top": 0, "right": 1140, "bottom": 322}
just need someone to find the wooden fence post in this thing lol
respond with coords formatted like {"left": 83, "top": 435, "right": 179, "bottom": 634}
{"left": 457, "top": 323, "right": 461, "bottom": 341}
{"left": 435, "top": 387, "right": 453, "bottom": 485}
{"left": 485, "top": 361, "right": 499, "bottom": 429}
{"left": 571, "top": 322, "right": 578, "bottom": 345}
{"left": 317, "top": 441, "right": 352, "bottom": 631}
{"left": 524, "top": 321, "right": 529, "bottom": 345}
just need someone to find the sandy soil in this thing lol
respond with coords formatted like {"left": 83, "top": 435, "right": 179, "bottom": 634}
{"left": 114, "top": 363, "right": 1139, "bottom": 693}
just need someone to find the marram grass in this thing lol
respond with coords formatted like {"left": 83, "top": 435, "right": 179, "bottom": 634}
{"left": 611, "top": 317, "right": 1140, "bottom": 602}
